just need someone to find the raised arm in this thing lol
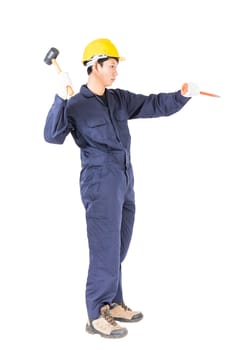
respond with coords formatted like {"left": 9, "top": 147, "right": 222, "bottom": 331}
{"left": 44, "top": 95, "right": 70, "bottom": 144}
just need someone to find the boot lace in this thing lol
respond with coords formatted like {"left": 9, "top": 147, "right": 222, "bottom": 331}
{"left": 120, "top": 302, "right": 132, "bottom": 311}
{"left": 101, "top": 305, "right": 118, "bottom": 326}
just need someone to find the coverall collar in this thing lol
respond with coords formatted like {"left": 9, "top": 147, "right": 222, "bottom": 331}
{"left": 80, "top": 84, "right": 95, "bottom": 98}
{"left": 80, "top": 84, "right": 107, "bottom": 99}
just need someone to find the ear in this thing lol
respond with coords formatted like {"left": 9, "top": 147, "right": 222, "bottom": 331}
{"left": 92, "top": 61, "right": 99, "bottom": 73}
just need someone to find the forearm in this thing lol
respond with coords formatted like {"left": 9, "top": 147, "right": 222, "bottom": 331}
{"left": 155, "top": 90, "right": 191, "bottom": 117}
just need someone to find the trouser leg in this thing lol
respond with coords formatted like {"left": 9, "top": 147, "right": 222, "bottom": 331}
{"left": 80, "top": 164, "right": 126, "bottom": 320}
{"left": 113, "top": 201, "right": 136, "bottom": 303}
{"left": 113, "top": 166, "right": 136, "bottom": 303}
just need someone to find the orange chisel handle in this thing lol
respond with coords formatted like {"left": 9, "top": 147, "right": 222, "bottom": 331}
{"left": 200, "top": 91, "right": 220, "bottom": 98}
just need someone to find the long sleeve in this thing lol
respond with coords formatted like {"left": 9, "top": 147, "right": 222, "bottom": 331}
{"left": 111, "top": 89, "right": 190, "bottom": 120}
{"left": 44, "top": 95, "right": 71, "bottom": 144}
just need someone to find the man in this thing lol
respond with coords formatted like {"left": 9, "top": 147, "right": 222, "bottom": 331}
{"left": 44, "top": 38, "right": 199, "bottom": 338}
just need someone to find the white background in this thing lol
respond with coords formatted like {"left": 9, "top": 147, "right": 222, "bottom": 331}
{"left": 0, "top": 0, "right": 232, "bottom": 349}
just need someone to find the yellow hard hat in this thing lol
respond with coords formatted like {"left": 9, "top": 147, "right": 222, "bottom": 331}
{"left": 82, "top": 38, "right": 124, "bottom": 63}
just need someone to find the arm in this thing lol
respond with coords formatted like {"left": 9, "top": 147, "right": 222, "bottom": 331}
{"left": 126, "top": 89, "right": 191, "bottom": 120}
{"left": 44, "top": 95, "right": 71, "bottom": 144}
{"left": 116, "top": 81, "right": 199, "bottom": 120}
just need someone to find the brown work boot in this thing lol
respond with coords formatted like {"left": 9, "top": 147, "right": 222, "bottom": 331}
{"left": 86, "top": 304, "right": 128, "bottom": 338}
{"left": 110, "top": 302, "right": 143, "bottom": 322}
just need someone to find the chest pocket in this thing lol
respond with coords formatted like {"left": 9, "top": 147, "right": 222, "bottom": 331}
{"left": 115, "top": 111, "right": 129, "bottom": 130}
{"left": 115, "top": 110, "right": 127, "bottom": 123}
{"left": 87, "top": 117, "right": 106, "bottom": 128}
{"left": 85, "top": 115, "right": 109, "bottom": 143}
{"left": 114, "top": 111, "right": 130, "bottom": 145}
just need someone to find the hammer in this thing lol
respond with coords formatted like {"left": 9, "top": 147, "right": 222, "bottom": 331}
{"left": 44, "top": 47, "right": 74, "bottom": 97}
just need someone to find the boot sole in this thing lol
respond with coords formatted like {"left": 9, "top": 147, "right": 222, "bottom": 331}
{"left": 113, "top": 313, "right": 144, "bottom": 323}
{"left": 86, "top": 323, "right": 128, "bottom": 339}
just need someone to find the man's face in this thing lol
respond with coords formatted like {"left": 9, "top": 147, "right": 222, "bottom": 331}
{"left": 97, "top": 58, "right": 118, "bottom": 87}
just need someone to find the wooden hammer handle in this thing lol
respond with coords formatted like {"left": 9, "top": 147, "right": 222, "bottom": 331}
{"left": 66, "top": 85, "right": 75, "bottom": 97}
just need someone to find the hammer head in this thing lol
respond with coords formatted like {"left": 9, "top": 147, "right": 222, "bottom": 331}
{"left": 44, "top": 47, "right": 59, "bottom": 65}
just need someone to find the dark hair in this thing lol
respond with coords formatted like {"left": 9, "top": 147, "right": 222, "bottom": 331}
{"left": 84, "top": 57, "right": 119, "bottom": 75}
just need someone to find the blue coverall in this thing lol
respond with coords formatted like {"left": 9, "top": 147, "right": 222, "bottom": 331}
{"left": 44, "top": 85, "right": 190, "bottom": 320}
